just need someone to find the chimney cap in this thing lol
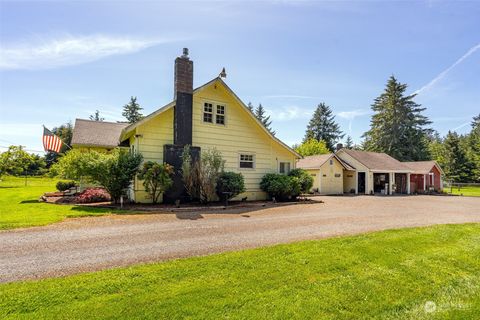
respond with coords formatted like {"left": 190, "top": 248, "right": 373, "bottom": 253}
{"left": 182, "top": 48, "right": 189, "bottom": 58}
{"left": 336, "top": 143, "right": 344, "bottom": 151}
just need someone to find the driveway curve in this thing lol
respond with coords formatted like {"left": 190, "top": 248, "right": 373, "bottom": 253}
{"left": 1, "top": 195, "right": 480, "bottom": 283}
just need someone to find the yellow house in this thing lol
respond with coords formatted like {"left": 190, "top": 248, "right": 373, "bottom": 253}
{"left": 72, "top": 49, "right": 300, "bottom": 203}
{"left": 296, "top": 153, "right": 352, "bottom": 194}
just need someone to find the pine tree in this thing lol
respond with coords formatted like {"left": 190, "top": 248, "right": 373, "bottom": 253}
{"left": 89, "top": 110, "right": 104, "bottom": 121}
{"left": 304, "top": 102, "right": 344, "bottom": 151}
{"left": 122, "top": 96, "right": 144, "bottom": 123}
{"left": 443, "top": 131, "right": 475, "bottom": 182}
{"left": 247, "top": 102, "right": 254, "bottom": 112}
{"left": 254, "top": 103, "right": 275, "bottom": 135}
{"left": 345, "top": 136, "right": 354, "bottom": 149}
{"left": 362, "top": 76, "right": 431, "bottom": 161}
{"left": 468, "top": 113, "right": 480, "bottom": 181}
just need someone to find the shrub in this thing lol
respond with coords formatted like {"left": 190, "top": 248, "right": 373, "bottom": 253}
{"left": 260, "top": 173, "right": 301, "bottom": 201}
{"left": 56, "top": 180, "right": 77, "bottom": 192}
{"left": 288, "top": 168, "right": 313, "bottom": 193}
{"left": 182, "top": 147, "right": 225, "bottom": 203}
{"left": 216, "top": 172, "right": 246, "bottom": 201}
{"left": 75, "top": 188, "right": 111, "bottom": 203}
{"left": 138, "top": 162, "right": 174, "bottom": 204}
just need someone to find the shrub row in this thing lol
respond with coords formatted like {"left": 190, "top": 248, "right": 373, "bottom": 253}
{"left": 260, "top": 169, "right": 313, "bottom": 201}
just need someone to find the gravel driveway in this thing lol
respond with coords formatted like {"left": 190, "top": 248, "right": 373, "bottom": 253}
{"left": 1, "top": 195, "right": 480, "bottom": 283}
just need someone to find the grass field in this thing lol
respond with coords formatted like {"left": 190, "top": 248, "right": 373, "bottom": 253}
{"left": 0, "top": 176, "right": 119, "bottom": 230}
{"left": 449, "top": 185, "right": 480, "bottom": 197}
{"left": 1, "top": 223, "right": 480, "bottom": 319}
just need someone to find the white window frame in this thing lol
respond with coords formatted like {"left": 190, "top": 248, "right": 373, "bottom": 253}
{"left": 203, "top": 102, "right": 214, "bottom": 123}
{"left": 239, "top": 153, "right": 255, "bottom": 170}
{"left": 279, "top": 161, "right": 291, "bottom": 174}
{"left": 202, "top": 100, "right": 227, "bottom": 126}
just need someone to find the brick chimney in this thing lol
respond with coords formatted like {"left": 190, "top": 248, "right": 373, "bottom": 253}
{"left": 173, "top": 48, "right": 193, "bottom": 145}
{"left": 174, "top": 48, "right": 193, "bottom": 98}
{"left": 336, "top": 143, "right": 343, "bottom": 151}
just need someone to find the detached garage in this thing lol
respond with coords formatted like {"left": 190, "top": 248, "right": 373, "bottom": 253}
{"left": 296, "top": 154, "right": 352, "bottom": 194}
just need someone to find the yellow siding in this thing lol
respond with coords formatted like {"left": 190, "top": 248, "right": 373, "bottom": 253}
{"left": 133, "top": 108, "right": 174, "bottom": 202}
{"left": 192, "top": 83, "right": 296, "bottom": 200}
{"left": 343, "top": 170, "right": 356, "bottom": 193}
{"left": 336, "top": 150, "right": 371, "bottom": 194}
{"left": 304, "top": 169, "right": 320, "bottom": 192}
{"left": 319, "top": 158, "right": 344, "bottom": 194}
{"left": 127, "top": 80, "right": 297, "bottom": 203}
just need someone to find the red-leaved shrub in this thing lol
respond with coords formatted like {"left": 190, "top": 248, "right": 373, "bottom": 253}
{"left": 75, "top": 188, "right": 111, "bottom": 203}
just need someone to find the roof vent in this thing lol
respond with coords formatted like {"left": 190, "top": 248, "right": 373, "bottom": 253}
{"left": 219, "top": 67, "right": 227, "bottom": 78}
{"left": 182, "top": 48, "right": 189, "bottom": 58}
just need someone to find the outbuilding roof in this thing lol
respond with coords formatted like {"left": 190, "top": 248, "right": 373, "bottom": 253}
{"left": 296, "top": 153, "right": 354, "bottom": 170}
{"left": 71, "top": 119, "right": 129, "bottom": 148}
{"left": 403, "top": 161, "right": 444, "bottom": 175}
{"left": 338, "top": 149, "right": 412, "bottom": 172}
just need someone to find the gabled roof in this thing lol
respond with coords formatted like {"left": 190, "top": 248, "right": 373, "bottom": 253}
{"left": 120, "top": 77, "right": 300, "bottom": 158}
{"left": 296, "top": 153, "right": 354, "bottom": 170}
{"left": 403, "top": 161, "right": 444, "bottom": 175}
{"left": 71, "top": 119, "right": 129, "bottom": 148}
{"left": 337, "top": 149, "right": 412, "bottom": 172}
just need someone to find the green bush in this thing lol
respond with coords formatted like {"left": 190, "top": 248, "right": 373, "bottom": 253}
{"left": 138, "top": 162, "right": 174, "bottom": 204}
{"left": 216, "top": 172, "right": 246, "bottom": 201}
{"left": 56, "top": 180, "right": 77, "bottom": 191}
{"left": 288, "top": 168, "right": 313, "bottom": 193}
{"left": 260, "top": 173, "right": 301, "bottom": 201}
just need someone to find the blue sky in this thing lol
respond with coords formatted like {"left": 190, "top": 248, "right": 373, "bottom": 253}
{"left": 0, "top": 1, "right": 479, "bottom": 154}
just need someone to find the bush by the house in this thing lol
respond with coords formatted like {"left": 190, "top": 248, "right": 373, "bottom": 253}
{"left": 260, "top": 173, "right": 301, "bottom": 201}
{"left": 182, "top": 146, "right": 225, "bottom": 203}
{"left": 53, "top": 149, "right": 142, "bottom": 203}
{"left": 56, "top": 180, "right": 77, "bottom": 192}
{"left": 75, "top": 188, "right": 111, "bottom": 203}
{"left": 216, "top": 172, "right": 245, "bottom": 201}
{"left": 138, "top": 161, "right": 174, "bottom": 204}
{"left": 288, "top": 168, "right": 313, "bottom": 194}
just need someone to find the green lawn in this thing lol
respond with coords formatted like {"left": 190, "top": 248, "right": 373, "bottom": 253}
{"left": 1, "top": 224, "right": 480, "bottom": 319}
{"left": 0, "top": 176, "right": 119, "bottom": 230}
{"left": 449, "top": 185, "right": 480, "bottom": 197}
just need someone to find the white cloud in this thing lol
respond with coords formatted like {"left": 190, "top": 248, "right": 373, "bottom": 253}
{"left": 266, "top": 106, "right": 313, "bottom": 121}
{"left": 336, "top": 109, "right": 371, "bottom": 131}
{"left": 0, "top": 34, "right": 176, "bottom": 70}
{"left": 414, "top": 42, "right": 480, "bottom": 95}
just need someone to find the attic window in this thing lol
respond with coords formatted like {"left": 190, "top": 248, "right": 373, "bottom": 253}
{"left": 216, "top": 105, "right": 225, "bottom": 125}
{"left": 203, "top": 103, "right": 213, "bottom": 123}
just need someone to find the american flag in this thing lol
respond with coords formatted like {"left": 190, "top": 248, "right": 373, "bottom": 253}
{"left": 42, "top": 126, "right": 63, "bottom": 153}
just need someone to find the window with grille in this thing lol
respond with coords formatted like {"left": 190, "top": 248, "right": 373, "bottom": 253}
{"left": 203, "top": 102, "right": 213, "bottom": 123}
{"left": 216, "top": 105, "right": 225, "bottom": 125}
{"left": 239, "top": 154, "right": 254, "bottom": 169}
{"left": 279, "top": 162, "right": 291, "bottom": 174}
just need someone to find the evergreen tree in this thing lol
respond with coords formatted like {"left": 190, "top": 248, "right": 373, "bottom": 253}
{"left": 89, "top": 110, "right": 104, "bottom": 121}
{"left": 362, "top": 76, "right": 431, "bottom": 161}
{"left": 345, "top": 136, "right": 354, "bottom": 149}
{"left": 247, "top": 102, "right": 254, "bottom": 112}
{"left": 469, "top": 114, "right": 480, "bottom": 181}
{"left": 254, "top": 103, "right": 275, "bottom": 135}
{"left": 443, "top": 131, "right": 475, "bottom": 182}
{"left": 122, "top": 96, "right": 144, "bottom": 123}
{"left": 304, "top": 102, "right": 344, "bottom": 151}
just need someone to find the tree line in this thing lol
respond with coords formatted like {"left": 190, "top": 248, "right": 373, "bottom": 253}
{"left": 1, "top": 80, "right": 478, "bottom": 184}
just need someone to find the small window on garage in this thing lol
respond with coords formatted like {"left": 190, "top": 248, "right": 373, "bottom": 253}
{"left": 203, "top": 102, "right": 213, "bottom": 123}
{"left": 330, "top": 159, "right": 333, "bottom": 165}
{"left": 239, "top": 154, "right": 255, "bottom": 169}
{"left": 279, "top": 162, "right": 291, "bottom": 174}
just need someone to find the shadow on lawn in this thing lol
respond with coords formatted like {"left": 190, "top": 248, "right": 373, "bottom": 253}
{"left": 20, "top": 200, "right": 40, "bottom": 204}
